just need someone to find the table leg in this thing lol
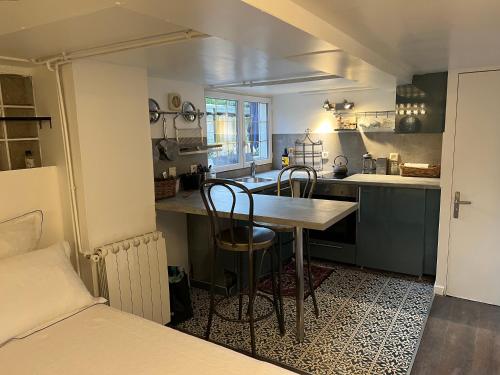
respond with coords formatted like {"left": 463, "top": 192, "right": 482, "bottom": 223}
{"left": 294, "top": 225, "right": 304, "bottom": 342}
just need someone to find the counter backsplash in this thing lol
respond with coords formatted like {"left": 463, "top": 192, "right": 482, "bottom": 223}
{"left": 273, "top": 132, "right": 442, "bottom": 174}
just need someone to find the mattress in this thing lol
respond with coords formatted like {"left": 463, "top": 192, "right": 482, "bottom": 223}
{"left": 0, "top": 304, "right": 293, "bottom": 375}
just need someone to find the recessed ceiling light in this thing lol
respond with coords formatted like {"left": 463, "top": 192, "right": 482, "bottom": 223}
{"left": 115, "top": 1, "right": 122, "bottom": 5}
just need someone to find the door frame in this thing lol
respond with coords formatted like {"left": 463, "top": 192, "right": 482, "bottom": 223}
{"left": 435, "top": 65, "right": 500, "bottom": 296}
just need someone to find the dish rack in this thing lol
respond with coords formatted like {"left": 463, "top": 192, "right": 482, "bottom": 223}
{"left": 294, "top": 129, "right": 324, "bottom": 171}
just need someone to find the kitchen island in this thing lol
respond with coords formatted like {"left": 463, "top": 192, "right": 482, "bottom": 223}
{"left": 156, "top": 187, "right": 358, "bottom": 342}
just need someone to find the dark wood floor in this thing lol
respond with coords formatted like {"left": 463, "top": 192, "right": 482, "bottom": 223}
{"left": 411, "top": 295, "right": 500, "bottom": 375}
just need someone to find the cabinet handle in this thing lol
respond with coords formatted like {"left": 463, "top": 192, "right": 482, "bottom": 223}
{"left": 309, "top": 241, "right": 343, "bottom": 249}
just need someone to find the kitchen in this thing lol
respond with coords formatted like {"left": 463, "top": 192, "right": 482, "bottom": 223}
{"left": 151, "top": 71, "right": 444, "bottom": 278}
{"left": 1, "top": 1, "right": 499, "bottom": 375}
{"left": 150, "top": 61, "right": 444, "bottom": 370}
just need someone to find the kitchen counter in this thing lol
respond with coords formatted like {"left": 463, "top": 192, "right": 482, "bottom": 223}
{"left": 329, "top": 173, "right": 441, "bottom": 189}
{"left": 230, "top": 170, "right": 440, "bottom": 191}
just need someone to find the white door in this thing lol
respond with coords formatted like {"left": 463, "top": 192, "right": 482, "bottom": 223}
{"left": 447, "top": 70, "right": 500, "bottom": 305}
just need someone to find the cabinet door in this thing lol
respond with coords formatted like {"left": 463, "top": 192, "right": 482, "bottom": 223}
{"left": 356, "top": 186, "right": 388, "bottom": 269}
{"left": 424, "top": 189, "right": 441, "bottom": 275}
{"left": 387, "top": 188, "right": 426, "bottom": 276}
{"left": 356, "top": 186, "right": 426, "bottom": 276}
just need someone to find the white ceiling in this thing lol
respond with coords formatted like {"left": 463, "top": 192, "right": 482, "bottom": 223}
{"left": 212, "top": 78, "right": 365, "bottom": 96}
{"left": 289, "top": 0, "right": 500, "bottom": 73}
{"left": 94, "top": 36, "right": 323, "bottom": 87}
{"left": 8, "top": 0, "right": 499, "bottom": 95}
{"left": 0, "top": 0, "right": 389, "bottom": 94}
{"left": 0, "top": 7, "right": 185, "bottom": 59}
{"left": 1, "top": 0, "right": 499, "bottom": 92}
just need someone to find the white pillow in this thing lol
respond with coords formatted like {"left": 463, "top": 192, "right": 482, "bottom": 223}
{"left": 0, "top": 241, "right": 99, "bottom": 345}
{"left": 0, "top": 211, "right": 43, "bottom": 259}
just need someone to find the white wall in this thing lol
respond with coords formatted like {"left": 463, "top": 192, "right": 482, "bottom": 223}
{"left": 147, "top": 77, "right": 206, "bottom": 271}
{"left": 62, "top": 60, "right": 156, "bottom": 255}
{"left": 0, "top": 167, "right": 65, "bottom": 248}
{"left": 148, "top": 77, "right": 206, "bottom": 139}
{"left": 273, "top": 88, "right": 396, "bottom": 134}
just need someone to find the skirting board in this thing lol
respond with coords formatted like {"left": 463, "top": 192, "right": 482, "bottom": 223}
{"left": 434, "top": 284, "right": 446, "bottom": 295}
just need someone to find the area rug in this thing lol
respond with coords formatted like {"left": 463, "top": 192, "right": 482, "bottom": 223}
{"left": 175, "top": 262, "right": 434, "bottom": 375}
{"left": 258, "top": 260, "right": 334, "bottom": 298}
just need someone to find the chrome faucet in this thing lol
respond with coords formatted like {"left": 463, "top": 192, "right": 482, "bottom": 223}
{"left": 250, "top": 161, "right": 256, "bottom": 178}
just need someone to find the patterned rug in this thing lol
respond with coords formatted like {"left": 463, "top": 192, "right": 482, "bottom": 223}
{"left": 258, "top": 260, "right": 334, "bottom": 298}
{"left": 175, "top": 262, "right": 434, "bottom": 375}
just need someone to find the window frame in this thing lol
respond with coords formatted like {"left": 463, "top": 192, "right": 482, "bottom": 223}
{"left": 205, "top": 90, "right": 272, "bottom": 172}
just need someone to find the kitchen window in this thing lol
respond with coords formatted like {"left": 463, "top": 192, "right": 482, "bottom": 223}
{"left": 205, "top": 92, "right": 272, "bottom": 171}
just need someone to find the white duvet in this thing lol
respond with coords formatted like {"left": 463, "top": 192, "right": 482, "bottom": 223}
{"left": 0, "top": 304, "right": 293, "bottom": 375}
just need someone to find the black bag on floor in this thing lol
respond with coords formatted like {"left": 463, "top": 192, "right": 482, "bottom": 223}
{"left": 168, "top": 266, "right": 193, "bottom": 325}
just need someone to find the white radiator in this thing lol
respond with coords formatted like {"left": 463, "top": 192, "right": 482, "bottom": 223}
{"left": 91, "top": 231, "right": 170, "bottom": 324}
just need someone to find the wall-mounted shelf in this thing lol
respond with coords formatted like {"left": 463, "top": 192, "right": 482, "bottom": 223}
{"left": 0, "top": 116, "right": 52, "bottom": 129}
{"left": 178, "top": 143, "right": 223, "bottom": 156}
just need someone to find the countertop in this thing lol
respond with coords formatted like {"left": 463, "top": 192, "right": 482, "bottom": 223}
{"left": 230, "top": 170, "right": 440, "bottom": 191}
{"left": 335, "top": 174, "right": 441, "bottom": 189}
{"left": 156, "top": 188, "right": 357, "bottom": 231}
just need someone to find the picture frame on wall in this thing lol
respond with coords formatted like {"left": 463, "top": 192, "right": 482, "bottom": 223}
{"left": 168, "top": 93, "right": 182, "bottom": 111}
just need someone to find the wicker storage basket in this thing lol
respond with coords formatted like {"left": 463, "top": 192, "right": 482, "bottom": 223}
{"left": 400, "top": 164, "right": 441, "bottom": 178}
{"left": 154, "top": 178, "right": 177, "bottom": 200}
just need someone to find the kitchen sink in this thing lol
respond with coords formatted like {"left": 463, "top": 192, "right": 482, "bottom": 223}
{"left": 234, "top": 177, "right": 274, "bottom": 183}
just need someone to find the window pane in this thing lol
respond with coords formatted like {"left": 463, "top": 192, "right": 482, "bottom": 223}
{"left": 244, "top": 101, "right": 269, "bottom": 162}
{"left": 206, "top": 97, "right": 239, "bottom": 168}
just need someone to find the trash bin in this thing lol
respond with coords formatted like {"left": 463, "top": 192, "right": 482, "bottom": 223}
{"left": 168, "top": 266, "right": 193, "bottom": 326}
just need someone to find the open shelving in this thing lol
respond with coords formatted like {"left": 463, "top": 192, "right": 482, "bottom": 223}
{"left": 0, "top": 74, "right": 46, "bottom": 171}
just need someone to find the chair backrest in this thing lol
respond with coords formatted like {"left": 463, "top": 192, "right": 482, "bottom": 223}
{"left": 276, "top": 165, "right": 317, "bottom": 199}
{"left": 200, "top": 178, "right": 254, "bottom": 249}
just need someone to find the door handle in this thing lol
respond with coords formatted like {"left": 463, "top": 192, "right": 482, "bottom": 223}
{"left": 453, "top": 191, "right": 472, "bottom": 219}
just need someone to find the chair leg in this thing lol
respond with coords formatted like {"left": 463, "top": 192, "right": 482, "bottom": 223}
{"left": 238, "top": 252, "right": 243, "bottom": 321}
{"left": 248, "top": 251, "right": 257, "bottom": 357}
{"left": 277, "top": 234, "right": 285, "bottom": 328}
{"left": 270, "top": 247, "right": 285, "bottom": 335}
{"left": 305, "top": 229, "right": 319, "bottom": 317}
{"left": 205, "top": 244, "right": 217, "bottom": 340}
{"left": 246, "top": 251, "right": 262, "bottom": 317}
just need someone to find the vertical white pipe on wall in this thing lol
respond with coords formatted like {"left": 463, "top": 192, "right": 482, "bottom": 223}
{"left": 54, "top": 64, "right": 83, "bottom": 277}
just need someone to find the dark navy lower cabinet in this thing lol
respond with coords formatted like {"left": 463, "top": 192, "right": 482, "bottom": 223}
{"left": 356, "top": 186, "right": 438, "bottom": 276}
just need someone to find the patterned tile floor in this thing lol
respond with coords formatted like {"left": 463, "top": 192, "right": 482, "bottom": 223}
{"left": 175, "top": 262, "right": 434, "bottom": 375}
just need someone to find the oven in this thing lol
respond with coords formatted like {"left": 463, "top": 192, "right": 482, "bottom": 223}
{"left": 308, "top": 181, "right": 358, "bottom": 264}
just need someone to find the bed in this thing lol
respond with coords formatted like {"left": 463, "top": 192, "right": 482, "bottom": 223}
{"left": 0, "top": 212, "right": 293, "bottom": 375}
{"left": 1, "top": 304, "right": 291, "bottom": 375}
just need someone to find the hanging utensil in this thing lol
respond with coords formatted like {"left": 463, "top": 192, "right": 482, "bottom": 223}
{"left": 157, "top": 116, "right": 178, "bottom": 161}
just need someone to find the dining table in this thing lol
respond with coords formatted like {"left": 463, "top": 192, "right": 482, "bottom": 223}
{"left": 156, "top": 187, "right": 358, "bottom": 342}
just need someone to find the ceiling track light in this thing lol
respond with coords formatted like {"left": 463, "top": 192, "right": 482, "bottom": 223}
{"left": 323, "top": 99, "right": 355, "bottom": 112}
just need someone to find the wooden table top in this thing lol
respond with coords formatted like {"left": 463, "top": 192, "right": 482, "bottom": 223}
{"left": 156, "top": 189, "right": 358, "bottom": 231}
